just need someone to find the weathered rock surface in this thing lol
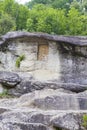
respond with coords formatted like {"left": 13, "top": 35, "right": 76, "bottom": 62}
{"left": 17, "top": 89, "right": 87, "bottom": 110}
{"left": 1, "top": 32, "right": 87, "bottom": 130}
{"left": 0, "top": 71, "right": 21, "bottom": 88}
{"left": 0, "top": 89, "right": 87, "bottom": 130}
{"left": 1, "top": 87, "right": 87, "bottom": 110}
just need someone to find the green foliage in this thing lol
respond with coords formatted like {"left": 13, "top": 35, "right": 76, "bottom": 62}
{"left": 26, "top": 0, "right": 53, "bottom": 9}
{"left": 1, "top": 0, "right": 29, "bottom": 31}
{"left": 15, "top": 5, "right": 29, "bottom": 30}
{"left": 0, "top": 13, "right": 16, "bottom": 35}
{"left": 27, "top": 0, "right": 72, "bottom": 10}
{"left": 0, "top": 0, "right": 87, "bottom": 36}
{"left": 27, "top": 5, "right": 67, "bottom": 34}
{"left": 26, "top": 0, "right": 87, "bottom": 14}
{"left": 0, "top": 90, "right": 12, "bottom": 98}
{"left": 15, "top": 54, "right": 25, "bottom": 68}
{"left": 52, "top": 0, "right": 70, "bottom": 10}
{"left": 81, "top": 15, "right": 87, "bottom": 35}
{"left": 66, "top": 7, "right": 83, "bottom": 35}
{"left": 26, "top": 2, "right": 87, "bottom": 35}
{"left": 82, "top": 114, "right": 87, "bottom": 129}
{"left": 70, "top": 1, "right": 83, "bottom": 14}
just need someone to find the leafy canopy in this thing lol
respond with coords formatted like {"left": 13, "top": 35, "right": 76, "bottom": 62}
{"left": 0, "top": 0, "right": 87, "bottom": 35}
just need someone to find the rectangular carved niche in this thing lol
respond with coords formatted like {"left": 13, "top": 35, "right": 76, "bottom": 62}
{"left": 38, "top": 44, "right": 49, "bottom": 60}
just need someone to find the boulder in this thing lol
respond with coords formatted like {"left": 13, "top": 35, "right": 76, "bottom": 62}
{"left": 8, "top": 80, "right": 32, "bottom": 96}
{"left": 51, "top": 113, "right": 84, "bottom": 130}
{"left": 8, "top": 80, "right": 44, "bottom": 96}
{"left": 0, "top": 71, "right": 21, "bottom": 88}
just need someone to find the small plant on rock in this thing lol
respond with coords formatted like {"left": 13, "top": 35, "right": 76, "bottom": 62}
{"left": 15, "top": 54, "right": 25, "bottom": 68}
{"left": 82, "top": 114, "right": 87, "bottom": 129}
{"left": 0, "top": 90, "right": 12, "bottom": 98}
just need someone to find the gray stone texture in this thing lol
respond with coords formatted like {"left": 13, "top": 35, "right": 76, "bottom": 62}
{"left": 0, "top": 32, "right": 87, "bottom": 130}
{"left": 0, "top": 89, "right": 87, "bottom": 130}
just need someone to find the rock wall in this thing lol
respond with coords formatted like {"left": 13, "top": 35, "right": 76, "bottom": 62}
{"left": 0, "top": 32, "right": 87, "bottom": 95}
{"left": 0, "top": 37, "right": 87, "bottom": 83}
{"left": 58, "top": 45, "right": 87, "bottom": 84}
{"left": 0, "top": 40, "right": 60, "bottom": 81}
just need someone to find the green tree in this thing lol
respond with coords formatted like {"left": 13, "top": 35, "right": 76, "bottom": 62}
{"left": 82, "top": 0, "right": 87, "bottom": 13}
{"left": 15, "top": 5, "right": 29, "bottom": 30}
{"left": 0, "top": 0, "right": 86, "bottom": 36}
{"left": 26, "top": 0, "right": 72, "bottom": 10}
{"left": 2, "top": 0, "right": 29, "bottom": 30}
{"left": 81, "top": 15, "right": 87, "bottom": 35}
{"left": 66, "top": 7, "right": 83, "bottom": 35}
{"left": 26, "top": 0, "right": 53, "bottom": 9}
{"left": 26, "top": 4, "right": 67, "bottom": 34}
{"left": 0, "top": 1, "right": 4, "bottom": 12}
{"left": 3, "top": 0, "right": 15, "bottom": 15}
{"left": 0, "top": 13, "right": 16, "bottom": 35}
{"left": 70, "top": 0, "right": 81, "bottom": 11}
{"left": 52, "top": 0, "right": 70, "bottom": 10}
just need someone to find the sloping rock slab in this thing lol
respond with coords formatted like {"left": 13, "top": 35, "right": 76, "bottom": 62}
{"left": 0, "top": 110, "right": 52, "bottom": 126}
{"left": 1, "top": 89, "right": 87, "bottom": 110}
{"left": 0, "top": 110, "right": 87, "bottom": 130}
{"left": 32, "top": 81, "right": 87, "bottom": 93}
{"left": 1, "top": 31, "right": 87, "bottom": 46}
{"left": 8, "top": 81, "right": 87, "bottom": 96}
{"left": 17, "top": 89, "right": 87, "bottom": 110}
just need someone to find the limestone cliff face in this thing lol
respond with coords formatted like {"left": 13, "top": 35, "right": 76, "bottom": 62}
{"left": 0, "top": 32, "right": 60, "bottom": 81}
{"left": 0, "top": 31, "right": 87, "bottom": 83}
